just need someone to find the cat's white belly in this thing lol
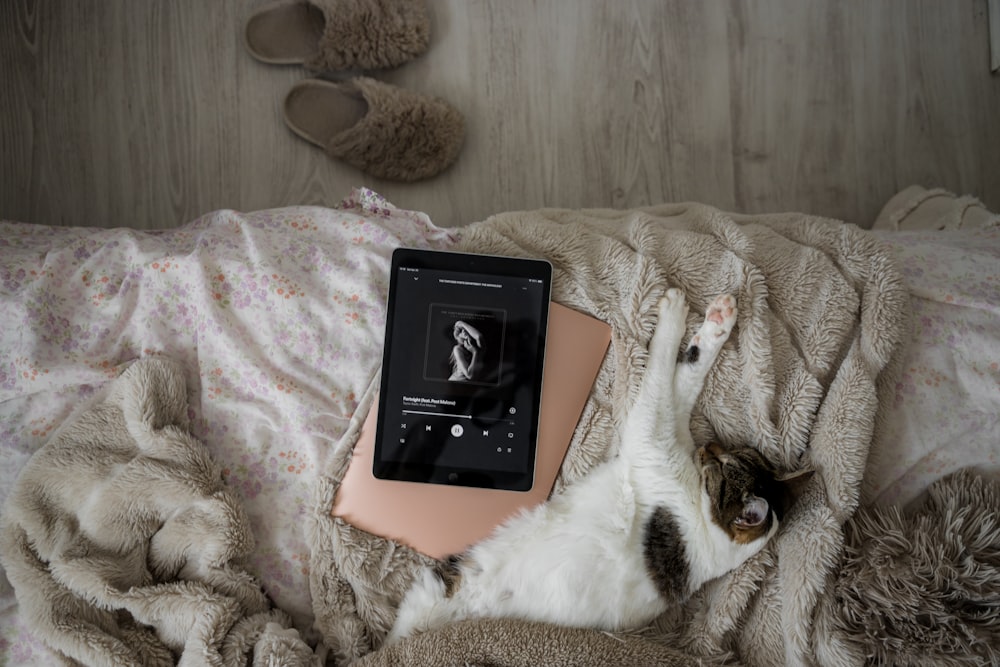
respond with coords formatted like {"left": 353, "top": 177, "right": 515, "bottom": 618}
{"left": 389, "top": 536, "right": 667, "bottom": 643}
{"left": 459, "top": 528, "right": 666, "bottom": 630}
{"left": 387, "top": 464, "right": 670, "bottom": 643}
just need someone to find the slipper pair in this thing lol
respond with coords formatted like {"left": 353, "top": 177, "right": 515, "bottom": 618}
{"left": 245, "top": 0, "right": 464, "bottom": 182}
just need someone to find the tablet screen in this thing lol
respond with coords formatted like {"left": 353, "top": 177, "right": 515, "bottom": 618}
{"left": 373, "top": 248, "right": 551, "bottom": 491}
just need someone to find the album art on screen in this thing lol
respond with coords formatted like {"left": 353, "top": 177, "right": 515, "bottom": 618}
{"left": 424, "top": 305, "right": 506, "bottom": 386}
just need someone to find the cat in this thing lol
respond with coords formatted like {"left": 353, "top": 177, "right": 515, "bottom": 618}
{"left": 385, "top": 289, "right": 812, "bottom": 644}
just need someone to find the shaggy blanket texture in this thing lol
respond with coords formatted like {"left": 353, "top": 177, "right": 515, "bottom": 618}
{"left": 0, "top": 356, "right": 315, "bottom": 666}
{"left": 308, "top": 203, "right": 913, "bottom": 665}
{"left": 829, "top": 469, "right": 1000, "bottom": 666}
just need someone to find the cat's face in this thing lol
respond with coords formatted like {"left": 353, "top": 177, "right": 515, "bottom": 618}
{"left": 697, "top": 442, "right": 810, "bottom": 545}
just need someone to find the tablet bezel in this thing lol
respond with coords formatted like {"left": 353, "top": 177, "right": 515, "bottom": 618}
{"left": 372, "top": 248, "right": 552, "bottom": 491}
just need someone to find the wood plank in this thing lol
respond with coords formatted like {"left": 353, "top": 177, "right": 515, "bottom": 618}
{"left": 1, "top": 0, "right": 998, "bottom": 229}
{"left": 991, "top": 0, "right": 1000, "bottom": 71}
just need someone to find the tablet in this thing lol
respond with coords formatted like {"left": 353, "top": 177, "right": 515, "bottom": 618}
{"left": 373, "top": 248, "right": 552, "bottom": 491}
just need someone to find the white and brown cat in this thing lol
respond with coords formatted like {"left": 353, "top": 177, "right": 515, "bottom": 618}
{"left": 386, "top": 289, "right": 811, "bottom": 644}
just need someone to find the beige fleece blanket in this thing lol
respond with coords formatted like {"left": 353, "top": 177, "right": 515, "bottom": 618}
{"left": 309, "top": 203, "right": 911, "bottom": 665}
{"left": 0, "top": 356, "right": 315, "bottom": 666}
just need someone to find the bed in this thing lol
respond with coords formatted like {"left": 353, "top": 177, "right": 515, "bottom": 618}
{"left": 1, "top": 186, "right": 997, "bottom": 666}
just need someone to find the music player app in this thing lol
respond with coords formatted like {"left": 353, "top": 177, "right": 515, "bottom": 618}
{"left": 378, "top": 261, "right": 548, "bottom": 480}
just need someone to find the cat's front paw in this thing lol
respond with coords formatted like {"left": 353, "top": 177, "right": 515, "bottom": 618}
{"left": 650, "top": 289, "right": 690, "bottom": 356}
{"left": 657, "top": 288, "right": 689, "bottom": 326}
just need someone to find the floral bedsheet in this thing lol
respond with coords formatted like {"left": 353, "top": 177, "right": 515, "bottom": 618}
{"left": 868, "top": 224, "right": 1000, "bottom": 506}
{"left": 0, "top": 189, "right": 456, "bottom": 663}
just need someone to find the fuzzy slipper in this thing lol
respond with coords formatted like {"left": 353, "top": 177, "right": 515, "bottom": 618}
{"left": 283, "top": 77, "right": 464, "bottom": 182}
{"left": 245, "top": 0, "right": 430, "bottom": 72}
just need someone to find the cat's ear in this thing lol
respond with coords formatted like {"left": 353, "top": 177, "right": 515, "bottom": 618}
{"left": 734, "top": 496, "right": 769, "bottom": 528}
{"left": 776, "top": 468, "right": 816, "bottom": 512}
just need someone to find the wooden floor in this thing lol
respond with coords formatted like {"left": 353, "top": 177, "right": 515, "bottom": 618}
{"left": 2, "top": 1, "right": 998, "bottom": 230}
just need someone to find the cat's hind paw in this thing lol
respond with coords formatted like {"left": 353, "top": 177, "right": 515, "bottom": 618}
{"left": 705, "top": 294, "right": 737, "bottom": 334}
{"left": 690, "top": 294, "right": 737, "bottom": 350}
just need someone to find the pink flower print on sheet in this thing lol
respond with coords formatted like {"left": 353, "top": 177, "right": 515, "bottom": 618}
{"left": 269, "top": 273, "right": 303, "bottom": 300}
{"left": 213, "top": 269, "right": 304, "bottom": 309}
{"left": 150, "top": 260, "right": 174, "bottom": 273}
{"left": 209, "top": 273, "right": 232, "bottom": 307}
{"left": 284, "top": 215, "right": 319, "bottom": 233}
{"left": 272, "top": 375, "right": 302, "bottom": 396}
{"left": 213, "top": 267, "right": 267, "bottom": 310}
{"left": 204, "top": 366, "right": 228, "bottom": 402}
{"left": 80, "top": 270, "right": 128, "bottom": 307}
{"left": 2, "top": 265, "right": 52, "bottom": 292}
{"left": 332, "top": 290, "right": 379, "bottom": 327}
{"left": 13, "top": 358, "right": 49, "bottom": 383}
{"left": 278, "top": 450, "right": 311, "bottom": 475}
{"left": 26, "top": 415, "right": 58, "bottom": 441}
{"left": 328, "top": 389, "right": 358, "bottom": 418}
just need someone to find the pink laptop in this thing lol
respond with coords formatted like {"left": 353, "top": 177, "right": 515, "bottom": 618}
{"left": 332, "top": 302, "right": 611, "bottom": 559}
